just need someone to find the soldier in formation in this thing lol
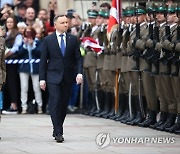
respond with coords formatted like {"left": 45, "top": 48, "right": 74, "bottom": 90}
{"left": 80, "top": 1, "right": 180, "bottom": 135}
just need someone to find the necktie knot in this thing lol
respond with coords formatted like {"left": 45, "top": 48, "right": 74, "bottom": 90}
{"left": 60, "top": 34, "right": 64, "bottom": 38}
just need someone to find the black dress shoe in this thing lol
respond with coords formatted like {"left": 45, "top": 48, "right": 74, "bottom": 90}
{"left": 55, "top": 133, "right": 64, "bottom": 143}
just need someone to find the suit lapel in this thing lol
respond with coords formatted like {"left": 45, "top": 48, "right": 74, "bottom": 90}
{"left": 52, "top": 32, "right": 63, "bottom": 57}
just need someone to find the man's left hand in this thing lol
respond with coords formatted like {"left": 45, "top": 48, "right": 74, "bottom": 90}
{"left": 76, "top": 74, "right": 83, "bottom": 84}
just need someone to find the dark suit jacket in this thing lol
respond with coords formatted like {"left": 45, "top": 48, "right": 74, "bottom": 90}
{"left": 39, "top": 32, "right": 83, "bottom": 84}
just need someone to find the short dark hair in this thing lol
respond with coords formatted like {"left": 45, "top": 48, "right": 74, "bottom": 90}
{"left": 100, "top": 3, "right": 111, "bottom": 10}
{"left": 53, "top": 14, "right": 68, "bottom": 22}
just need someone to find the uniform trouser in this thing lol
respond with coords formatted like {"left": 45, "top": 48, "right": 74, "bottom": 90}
{"left": 119, "top": 72, "right": 129, "bottom": 94}
{"left": 129, "top": 71, "right": 139, "bottom": 96}
{"left": 84, "top": 67, "right": 96, "bottom": 91}
{"left": 104, "top": 70, "right": 115, "bottom": 92}
{"left": 171, "top": 76, "right": 180, "bottom": 113}
{"left": 161, "top": 76, "right": 177, "bottom": 114}
{"left": 154, "top": 76, "right": 168, "bottom": 112}
{"left": 142, "top": 72, "right": 158, "bottom": 111}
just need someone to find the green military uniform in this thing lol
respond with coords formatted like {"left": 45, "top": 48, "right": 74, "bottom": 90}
{"left": 155, "top": 4, "right": 178, "bottom": 131}
{"left": 138, "top": 2, "right": 159, "bottom": 127}
{"left": 124, "top": 6, "right": 148, "bottom": 124}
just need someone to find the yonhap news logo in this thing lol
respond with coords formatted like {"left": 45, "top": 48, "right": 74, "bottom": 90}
{"left": 95, "top": 132, "right": 111, "bottom": 148}
{"left": 95, "top": 132, "right": 175, "bottom": 149}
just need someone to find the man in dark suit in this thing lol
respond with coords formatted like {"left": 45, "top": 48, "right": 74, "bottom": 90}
{"left": 39, "top": 14, "right": 83, "bottom": 143}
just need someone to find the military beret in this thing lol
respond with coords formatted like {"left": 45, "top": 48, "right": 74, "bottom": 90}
{"left": 157, "top": 4, "right": 167, "bottom": 13}
{"left": 125, "top": 6, "right": 135, "bottom": 16}
{"left": 87, "top": 9, "right": 98, "bottom": 18}
{"left": 146, "top": 2, "right": 157, "bottom": 13}
{"left": 175, "top": 4, "right": 180, "bottom": 12}
{"left": 135, "top": 6, "right": 146, "bottom": 15}
{"left": 98, "top": 10, "right": 109, "bottom": 18}
{"left": 167, "top": 4, "right": 176, "bottom": 14}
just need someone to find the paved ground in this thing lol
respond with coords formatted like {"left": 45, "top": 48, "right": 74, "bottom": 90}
{"left": 0, "top": 114, "right": 180, "bottom": 154}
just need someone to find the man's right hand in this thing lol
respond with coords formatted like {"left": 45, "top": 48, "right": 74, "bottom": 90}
{"left": 40, "top": 80, "right": 46, "bottom": 91}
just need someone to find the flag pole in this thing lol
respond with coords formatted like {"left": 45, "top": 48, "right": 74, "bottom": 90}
{"left": 114, "top": 0, "right": 122, "bottom": 114}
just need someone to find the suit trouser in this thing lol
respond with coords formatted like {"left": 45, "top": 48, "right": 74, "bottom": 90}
{"left": 161, "top": 76, "right": 177, "bottom": 114}
{"left": 142, "top": 72, "right": 158, "bottom": 111}
{"left": 171, "top": 77, "right": 180, "bottom": 113}
{"left": 47, "top": 82, "right": 72, "bottom": 135}
{"left": 154, "top": 76, "right": 168, "bottom": 112}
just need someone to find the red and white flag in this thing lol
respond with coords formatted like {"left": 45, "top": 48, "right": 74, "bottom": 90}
{"left": 81, "top": 37, "right": 104, "bottom": 54}
{"left": 107, "top": 0, "right": 121, "bottom": 37}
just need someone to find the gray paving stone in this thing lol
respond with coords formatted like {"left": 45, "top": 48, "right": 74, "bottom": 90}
{"left": 0, "top": 114, "right": 180, "bottom": 154}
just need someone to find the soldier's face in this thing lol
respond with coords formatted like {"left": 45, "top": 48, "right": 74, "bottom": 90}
{"left": 125, "top": 17, "right": 131, "bottom": 24}
{"left": 136, "top": 14, "right": 146, "bottom": 24}
{"left": 156, "top": 13, "right": 165, "bottom": 23}
{"left": 167, "top": 13, "right": 177, "bottom": 24}
{"left": 88, "top": 18, "right": 96, "bottom": 26}
{"left": 96, "top": 16, "right": 104, "bottom": 26}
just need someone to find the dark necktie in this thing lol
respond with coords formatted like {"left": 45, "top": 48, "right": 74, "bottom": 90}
{"left": 60, "top": 34, "right": 65, "bottom": 56}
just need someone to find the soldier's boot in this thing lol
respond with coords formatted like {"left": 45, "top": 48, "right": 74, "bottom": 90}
{"left": 115, "top": 95, "right": 129, "bottom": 121}
{"left": 138, "top": 110, "right": 157, "bottom": 127}
{"left": 96, "top": 91, "right": 111, "bottom": 117}
{"left": 149, "top": 111, "right": 168, "bottom": 129}
{"left": 102, "top": 92, "right": 114, "bottom": 118}
{"left": 92, "top": 90, "right": 105, "bottom": 116}
{"left": 104, "top": 93, "right": 115, "bottom": 119}
{"left": 174, "top": 115, "right": 180, "bottom": 134}
{"left": 166, "top": 114, "right": 180, "bottom": 133}
{"left": 156, "top": 113, "right": 177, "bottom": 131}
{"left": 86, "top": 91, "right": 97, "bottom": 116}
{"left": 111, "top": 94, "right": 126, "bottom": 120}
{"left": 123, "top": 96, "right": 137, "bottom": 124}
{"left": 121, "top": 96, "right": 136, "bottom": 124}
{"left": 127, "top": 96, "right": 146, "bottom": 125}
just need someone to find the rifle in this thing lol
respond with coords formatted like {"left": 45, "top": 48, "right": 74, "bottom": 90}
{"left": 142, "top": 5, "right": 155, "bottom": 72}
{"left": 114, "top": 22, "right": 124, "bottom": 115}
{"left": 131, "top": 5, "right": 145, "bottom": 118}
{"left": 171, "top": 3, "right": 180, "bottom": 76}
{"left": 160, "top": 4, "right": 172, "bottom": 75}
{"left": 131, "top": 7, "right": 141, "bottom": 71}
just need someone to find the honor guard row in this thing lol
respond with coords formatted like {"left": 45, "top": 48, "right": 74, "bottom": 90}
{"left": 79, "top": 2, "right": 180, "bottom": 135}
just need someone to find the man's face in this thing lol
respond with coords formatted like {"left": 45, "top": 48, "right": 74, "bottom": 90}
{"left": 167, "top": 13, "right": 177, "bottom": 24}
{"left": 88, "top": 18, "right": 96, "bottom": 26}
{"left": 96, "top": 16, "right": 104, "bottom": 26}
{"left": 136, "top": 14, "right": 146, "bottom": 24}
{"left": 54, "top": 16, "right": 69, "bottom": 33}
{"left": 156, "top": 13, "right": 165, "bottom": 24}
{"left": 25, "top": 8, "right": 35, "bottom": 21}
{"left": 38, "top": 10, "right": 48, "bottom": 22}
